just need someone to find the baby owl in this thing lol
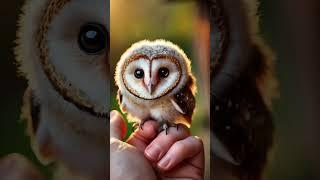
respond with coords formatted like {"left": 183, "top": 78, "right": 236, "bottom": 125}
{"left": 115, "top": 40, "right": 197, "bottom": 133}
{"left": 15, "top": 0, "right": 109, "bottom": 179}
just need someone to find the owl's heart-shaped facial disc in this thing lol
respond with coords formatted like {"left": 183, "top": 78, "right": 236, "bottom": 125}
{"left": 123, "top": 56, "right": 182, "bottom": 100}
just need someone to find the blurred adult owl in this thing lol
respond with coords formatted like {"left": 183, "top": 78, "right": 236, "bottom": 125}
{"left": 15, "top": 0, "right": 109, "bottom": 179}
{"left": 115, "top": 40, "right": 196, "bottom": 133}
{"left": 205, "top": 0, "right": 278, "bottom": 179}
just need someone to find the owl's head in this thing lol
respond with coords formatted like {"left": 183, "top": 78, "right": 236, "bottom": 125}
{"left": 16, "top": 0, "right": 109, "bottom": 117}
{"left": 115, "top": 40, "right": 194, "bottom": 100}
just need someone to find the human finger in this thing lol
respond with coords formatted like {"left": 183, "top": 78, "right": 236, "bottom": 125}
{"left": 144, "top": 124, "right": 190, "bottom": 162}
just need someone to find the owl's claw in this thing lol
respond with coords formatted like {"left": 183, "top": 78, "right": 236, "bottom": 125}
{"left": 160, "top": 122, "right": 178, "bottom": 135}
{"left": 134, "top": 121, "right": 179, "bottom": 135}
{"left": 163, "top": 123, "right": 169, "bottom": 135}
{"left": 132, "top": 123, "right": 139, "bottom": 132}
{"left": 132, "top": 121, "right": 147, "bottom": 132}
{"left": 140, "top": 121, "right": 146, "bottom": 130}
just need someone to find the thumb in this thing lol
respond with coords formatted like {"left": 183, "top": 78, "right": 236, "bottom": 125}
{"left": 126, "top": 120, "right": 158, "bottom": 152}
{"left": 110, "top": 110, "right": 127, "bottom": 140}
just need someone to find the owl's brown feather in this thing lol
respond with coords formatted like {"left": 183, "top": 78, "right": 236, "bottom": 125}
{"left": 171, "top": 77, "right": 196, "bottom": 123}
{"left": 206, "top": 0, "right": 277, "bottom": 179}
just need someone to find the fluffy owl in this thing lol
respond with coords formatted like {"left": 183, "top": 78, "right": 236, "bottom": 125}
{"left": 15, "top": 0, "right": 109, "bottom": 179}
{"left": 208, "top": 0, "right": 277, "bottom": 179}
{"left": 115, "top": 40, "right": 196, "bottom": 133}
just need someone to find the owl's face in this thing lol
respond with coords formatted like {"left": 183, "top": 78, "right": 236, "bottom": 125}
{"left": 46, "top": 0, "right": 109, "bottom": 114}
{"left": 15, "top": 0, "right": 109, "bottom": 176}
{"left": 16, "top": 0, "right": 109, "bottom": 117}
{"left": 123, "top": 55, "right": 182, "bottom": 99}
{"left": 116, "top": 40, "right": 192, "bottom": 100}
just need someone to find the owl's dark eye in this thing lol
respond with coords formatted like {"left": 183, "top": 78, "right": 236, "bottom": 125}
{"left": 158, "top": 67, "right": 169, "bottom": 78}
{"left": 78, "top": 23, "right": 108, "bottom": 54}
{"left": 134, "top": 69, "right": 144, "bottom": 79}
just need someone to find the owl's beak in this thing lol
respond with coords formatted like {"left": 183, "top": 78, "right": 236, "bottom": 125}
{"left": 145, "top": 77, "right": 158, "bottom": 95}
{"left": 148, "top": 83, "right": 155, "bottom": 95}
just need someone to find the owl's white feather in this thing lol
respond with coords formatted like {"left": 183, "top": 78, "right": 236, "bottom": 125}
{"left": 170, "top": 99, "right": 186, "bottom": 114}
{"left": 115, "top": 40, "right": 196, "bottom": 129}
{"left": 15, "top": 0, "right": 109, "bottom": 179}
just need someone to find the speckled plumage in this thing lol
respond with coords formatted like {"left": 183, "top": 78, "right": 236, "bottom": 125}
{"left": 115, "top": 40, "right": 196, "bottom": 131}
{"left": 207, "top": 0, "right": 277, "bottom": 179}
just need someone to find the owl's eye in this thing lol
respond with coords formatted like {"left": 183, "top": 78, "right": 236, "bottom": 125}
{"left": 78, "top": 23, "right": 107, "bottom": 54}
{"left": 158, "top": 67, "right": 169, "bottom": 78}
{"left": 134, "top": 69, "right": 144, "bottom": 79}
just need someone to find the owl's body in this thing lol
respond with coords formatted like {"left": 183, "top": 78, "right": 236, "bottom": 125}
{"left": 115, "top": 40, "right": 196, "bottom": 131}
{"left": 122, "top": 94, "right": 185, "bottom": 126}
{"left": 207, "top": 0, "right": 277, "bottom": 179}
{"left": 15, "top": 0, "right": 109, "bottom": 179}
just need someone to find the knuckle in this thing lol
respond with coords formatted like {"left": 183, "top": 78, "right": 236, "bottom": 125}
{"left": 192, "top": 136, "right": 204, "bottom": 146}
{"left": 172, "top": 140, "right": 187, "bottom": 154}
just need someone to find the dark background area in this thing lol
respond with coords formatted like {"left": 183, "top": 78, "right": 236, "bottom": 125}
{"left": 0, "top": 0, "right": 319, "bottom": 179}
{"left": 0, "top": 0, "right": 31, "bottom": 161}
{"left": 0, "top": 0, "right": 52, "bottom": 176}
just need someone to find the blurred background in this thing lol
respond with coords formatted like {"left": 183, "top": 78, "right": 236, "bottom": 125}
{"left": 0, "top": 0, "right": 319, "bottom": 179}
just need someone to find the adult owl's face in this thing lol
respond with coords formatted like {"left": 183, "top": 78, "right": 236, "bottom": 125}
{"left": 41, "top": 0, "right": 109, "bottom": 116}
{"left": 122, "top": 54, "right": 182, "bottom": 100}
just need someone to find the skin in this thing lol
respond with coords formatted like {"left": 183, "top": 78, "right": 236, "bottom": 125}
{"left": 0, "top": 110, "right": 204, "bottom": 180}
{"left": 110, "top": 110, "right": 205, "bottom": 180}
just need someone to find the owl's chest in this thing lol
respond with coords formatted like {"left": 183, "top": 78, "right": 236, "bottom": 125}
{"left": 125, "top": 95, "right": 180, "bottom": 121}
{"left": 141, "top": 97, "right": 174, "bottom": 115}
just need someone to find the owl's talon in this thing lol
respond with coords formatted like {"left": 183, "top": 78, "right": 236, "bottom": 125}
{"left": 160, "top": 122, "right": 180, "bottom": 135}
{"left": 162, "top": 123, "right": 169, "bottom": 135}
{"left": 132, "top": 123, "right": 139, "bottom": 132}
{"left": 139, "top": 124, "right": 144, "bottom": 130}
{"left": 140, "top": 121, "right": 147, "bottom": 130}
{"left": 132, "top": 121, "right": 147, "bottom": 132}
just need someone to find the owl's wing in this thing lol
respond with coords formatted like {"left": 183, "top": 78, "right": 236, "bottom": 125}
{"left": 170, "top": 83, "right": 196, "bottom": 118}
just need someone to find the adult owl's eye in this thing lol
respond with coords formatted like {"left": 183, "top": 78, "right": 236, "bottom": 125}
{"left": 78, "top": 23, "right": 108, "bottom": 54}
{"left": 134, "top": 69, "right": 144, "bottom": 79}
{"left": 158, "top": 67, "right": 169, "bottom": 78}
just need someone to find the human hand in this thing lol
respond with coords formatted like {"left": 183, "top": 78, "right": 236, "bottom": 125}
{"left": 110, "top": 111, "right": 157, "bottom": 180}
{"left": 110, "top": 110, "right": 204, "bottom": 180}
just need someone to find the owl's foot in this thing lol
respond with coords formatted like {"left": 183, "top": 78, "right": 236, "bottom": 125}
{"left": 132, "top": 123, "right": 139, "bottom": 132}
{"left": 160, "top": 122, "right": 179, "bottom": 135}
{"left": 132, "top": 121, "right": 147, "bottom": 132}
{"left": 133, "top": 121, "right": 178, "bottom": 135}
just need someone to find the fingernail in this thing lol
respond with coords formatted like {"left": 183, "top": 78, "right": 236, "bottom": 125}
{"left": 145, "top": 145, "right": 161, "bottom": 161}
{"left": 158, "top": 156, "right": 171, "bottom": 170}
